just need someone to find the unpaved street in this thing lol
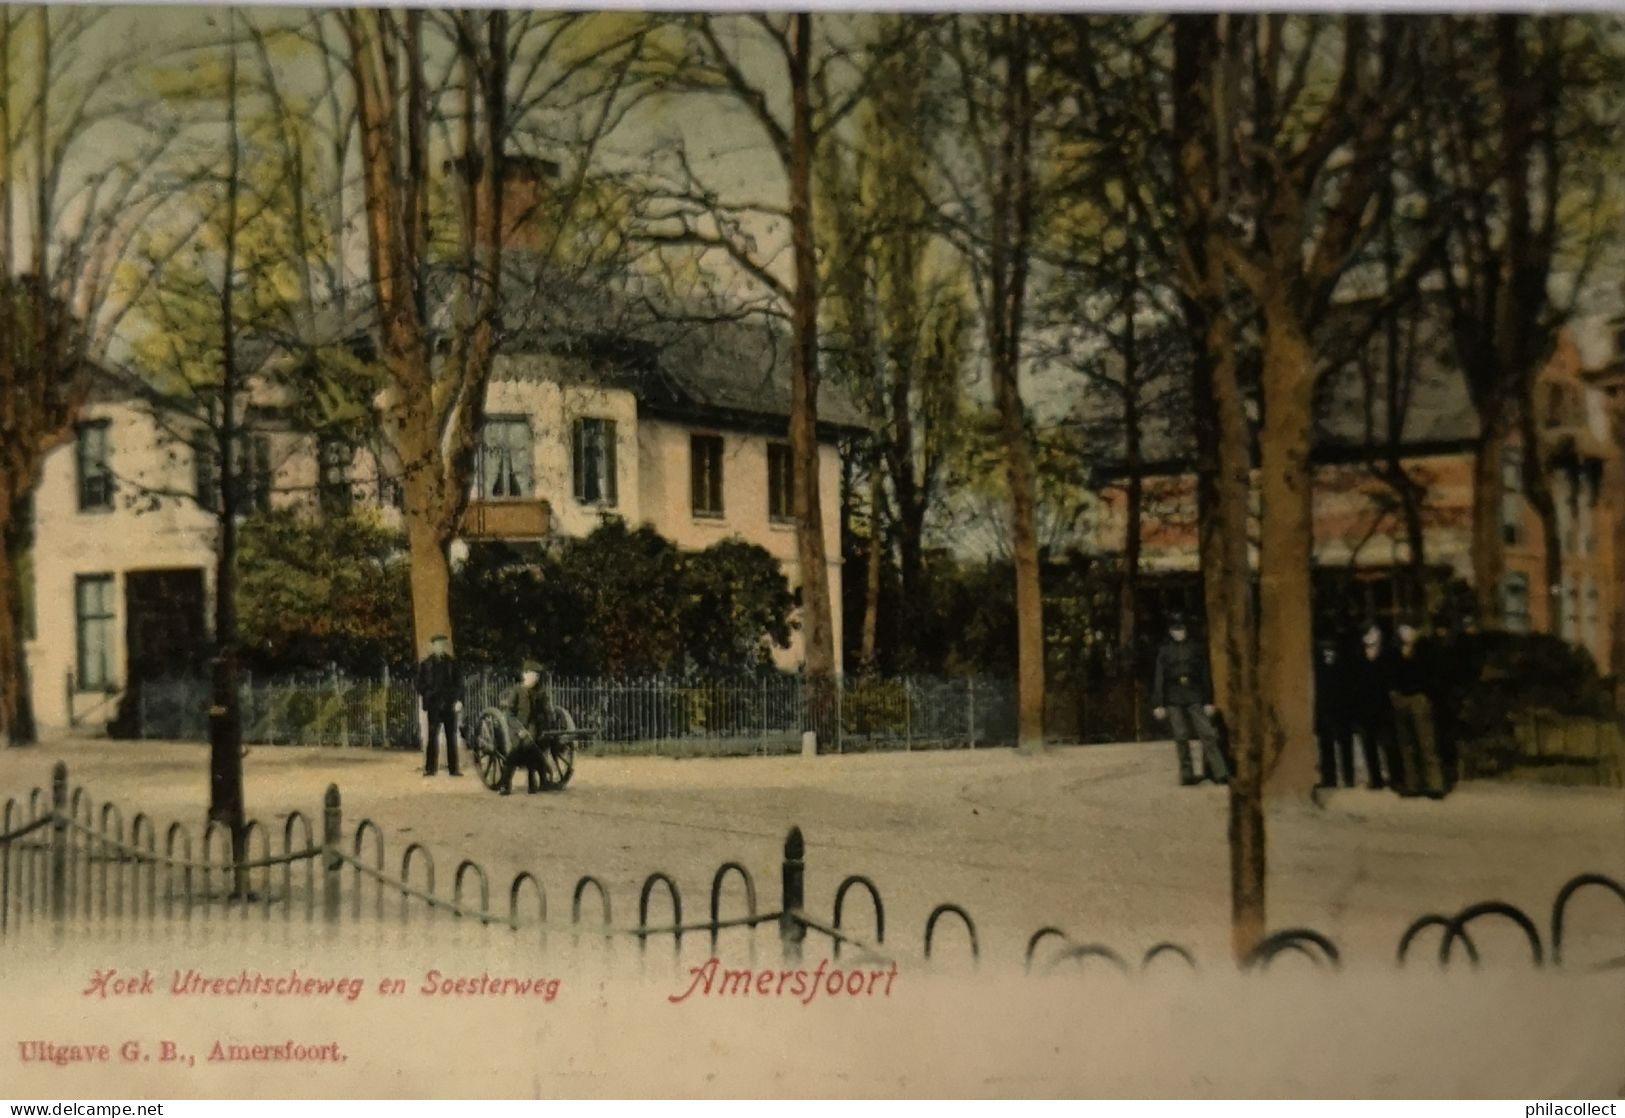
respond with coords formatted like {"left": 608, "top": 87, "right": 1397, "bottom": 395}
{"left": 3, "top": 738, "right": 1622, "bottom": 967}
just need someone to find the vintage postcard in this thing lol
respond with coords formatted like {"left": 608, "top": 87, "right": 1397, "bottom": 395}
{"left": 1, "top": 3, "right": 1623, "bottom": 1101}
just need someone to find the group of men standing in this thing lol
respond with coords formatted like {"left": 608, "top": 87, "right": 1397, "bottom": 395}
{"left": 1313, "top": 619, "right": 1458, "bottom": 798}
{"left": 1150, "top": 613, "right": 1463, "bottom": 797}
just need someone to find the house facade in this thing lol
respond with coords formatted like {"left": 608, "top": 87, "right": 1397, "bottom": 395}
{"left": 24, "top": 344, "right": 856, "bottom": 736}
{"left": 1092, "top": 330, "right": 1622, "bottom": 675}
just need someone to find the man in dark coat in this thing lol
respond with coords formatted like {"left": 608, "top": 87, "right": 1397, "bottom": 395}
{"left": 1151, "top": 614, "right": 1229, "bottom": 786}
{"left": 499, "top": 661, "right": 569, "bottom": 795}
{"left": 1392, "top": 619, "right": 1447, "bottom": 798}
{"left": 1429, "top": 611, "right": 1476, "bottom": 790}
{"left": 1349, "top": 623, "right": 1399, "bottom": 790}
{"left": 1314, "top": 637, "right": 1356, "bottom": 789}
{"left": 416, "top": 634, "right": 463, "bottom": 777}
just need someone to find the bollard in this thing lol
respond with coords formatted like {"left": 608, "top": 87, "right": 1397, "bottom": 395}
{"left": 322, "top": 784, "right": 342, "bottom": 922}
{"left": 49, "top": 763, "right": 68, "bottom": 921}
{"left": 779, "top": 826, "right": 805, "bottom": 963}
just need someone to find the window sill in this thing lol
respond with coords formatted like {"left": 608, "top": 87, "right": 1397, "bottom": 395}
{"left": 75, "top": 685, "right": 119, "bottom": 696}
{"left": 769, "top": 517, "right": 798, "bottom": 530}
{"left": 691, "top": 510, "right": 726, "bottom": 522}
{"left": 77, "top": 505, "right": 115, "bottom": 516}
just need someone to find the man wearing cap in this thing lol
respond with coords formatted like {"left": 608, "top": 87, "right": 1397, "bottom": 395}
{"left": 1314, "top": 637, "right": 1356, "bottom": 789}
{"left": 416, "top": 634, "right": 463, "bottom": 777}
{"left": 1151, "top": 614, "right": 1229, "bottom": 787}
{"left": 500, "top": 661, "right": 568, "bottom": 795}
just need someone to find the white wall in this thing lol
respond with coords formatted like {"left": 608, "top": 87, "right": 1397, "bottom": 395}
{"left": 636, "top": 418, "right": 843, "bottom": 671}
{"left": 26, "top": 381, "right": 851, "bottom": 733}
{"left": 26, "top": 402, "right": 218, "bottom": 731}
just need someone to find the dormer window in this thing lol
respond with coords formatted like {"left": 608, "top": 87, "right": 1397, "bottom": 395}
{"left": 76, "top": 421, "right": 113, "bottom": 512}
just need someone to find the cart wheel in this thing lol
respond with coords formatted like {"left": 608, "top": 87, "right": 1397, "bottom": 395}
{"left": 542, "top": 741, "right": 576, "bottom": 790}
{"left": 473, "top": 710, "right": 512, "bottom": 792}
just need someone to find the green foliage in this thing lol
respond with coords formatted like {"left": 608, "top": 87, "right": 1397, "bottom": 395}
{"left": 682, "top": 538, "right": 795, "bottom": 672}
{"left": 452, "top": 521, "right": 796, "bottom": 676}
{"left": 1455, "top": 632, "right": 1613, "bottom": 730}
{"left": 237, "top": 510, "right": 412, "bottom": 674}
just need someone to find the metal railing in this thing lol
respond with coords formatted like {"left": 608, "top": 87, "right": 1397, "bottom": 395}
{"left": 4, "top": 763, "right": 1624, "bottom": 973}
{"left": 135, "top": 671, "right": 1018, "bottom": 755}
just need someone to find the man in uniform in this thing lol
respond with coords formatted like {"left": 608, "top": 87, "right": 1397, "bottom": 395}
{"left": 1151, "top": 614, "right": 1229, "bottom": 787}
{"left": 500, "top": 661, "right": 569, "bottom": 795}
{"left": 415, "top": 634, "right": 462, "bottom": 777}
{"left": 1314, "top": 637, "right": 1357, "bottom": 789}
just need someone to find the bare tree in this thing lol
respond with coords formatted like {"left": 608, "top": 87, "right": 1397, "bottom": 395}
{"left": 1166, "top": 14, "right": 1266, "bottom": 961}
{"left": 635, "top": 14, "right": 914, "bottom": 737}
{"left": 0, "top": 7, "right": 179, "bottom": 744}
{"left": 1415, "top": 16, "right": 1624, "bottom": 632}
{"left": 931, "top": 14, "right": 1051, "bottom": 752}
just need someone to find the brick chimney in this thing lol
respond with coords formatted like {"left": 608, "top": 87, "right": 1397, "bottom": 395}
{"left": 444, "top": 151, "right": 561, "bottom": 253}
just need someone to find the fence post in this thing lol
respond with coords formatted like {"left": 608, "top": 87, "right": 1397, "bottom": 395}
{"left": 967, "top": 677, "right": 977, "bottom": 749}
{"left": 322, "top": 784, "right": 342, "bottom": 922}
{"left": 49, "top": 762, "right": 68, "bottom": 921}
{"left": 779, "top": 826, "right": 805, "bottom": 963}
{"left": 905, "top": 677, "right": 913, "bottom": 751}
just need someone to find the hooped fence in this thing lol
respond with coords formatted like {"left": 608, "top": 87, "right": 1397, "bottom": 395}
{"left": 3, "top": 763, "right": 1624, "bottom": 974}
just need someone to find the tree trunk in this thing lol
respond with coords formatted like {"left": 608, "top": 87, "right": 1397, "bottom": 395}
{"left": 209, "top": 20, "right": 246, "bottom": 867}
{"left": 1470, "top": 424, "right": 1508, "bottom": 627}
{"left": 405, "top": 515, "right": 454, "bottom": 656}
{"left": 1190, "top": 343, "right": 1230, "bottom": 715}
{"left": 1519, "top": 403, "right": 1564, "bottom": 635}
{"left": 987, "top": 15, "right": 1043, "bottom": 753}
{"left": 1397, "top": 467, "right": 1427, "bottom": 609}
{"left": 787, "top": 13, "right": 837, "bottom": 741}
{"left": 1256, "top": 304, "right": 1319, "bottom": 802}
{"left": 1173, "top": 14, "right": 1264, "bottom": 960}
{"left": 1208, "top": 310, "right": 1264, "bottom": 962}
{"left": 999, "top": 391, "right": 1045, "bottom": 754}
{"left": 1610, "top": 427, "right": 1625, "bottom": 705}
{"left": 1118, "top": 461, "right": 1144, "bottom": 656}
{"left": 1117, "top": 208, "right": 1143, "bottom": 655}
{"left": 859, "top": 461, "right": 883, "bottom": 671}
{"left": 0, "top": 498, "right": 36, "bottom": 745}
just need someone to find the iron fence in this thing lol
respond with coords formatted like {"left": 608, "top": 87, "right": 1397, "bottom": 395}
{"left": 4, "top": 763, "right": 1623, "bottom": 974}
{"left": 135, "top": 671, "right": 1018, "bottom": 755}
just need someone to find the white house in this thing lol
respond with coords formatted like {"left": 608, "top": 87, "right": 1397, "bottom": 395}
{"left": 23, "top": 325, "right": 863, "bottom": 737}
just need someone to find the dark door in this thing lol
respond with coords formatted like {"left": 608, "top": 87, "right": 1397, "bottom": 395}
{"left": 125, "top": 569, "right": 207, "bottom": 683}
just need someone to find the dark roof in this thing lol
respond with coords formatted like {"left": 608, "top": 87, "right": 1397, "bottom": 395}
{"left": 1081, "top": 301, "right": 1478, "bottom": 480}
{"left": 490, "top": 262, "right": 868, "bottom": 435}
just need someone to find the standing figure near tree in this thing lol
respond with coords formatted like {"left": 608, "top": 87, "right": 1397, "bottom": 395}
{"left": 1151, "top": 614, "right": 1230, "bottom": 787}
{"left": 1349, "top": 624, "right": 1400, "bottom": 791}
{"left": 1391, "top": 618, "right": 1447, "bottom": 798}
{"left": 1314, "top": 637, "right": 1356, "bottom": 789}
{"left": 416, "top": 634, "right": 463, "bottom": 778}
